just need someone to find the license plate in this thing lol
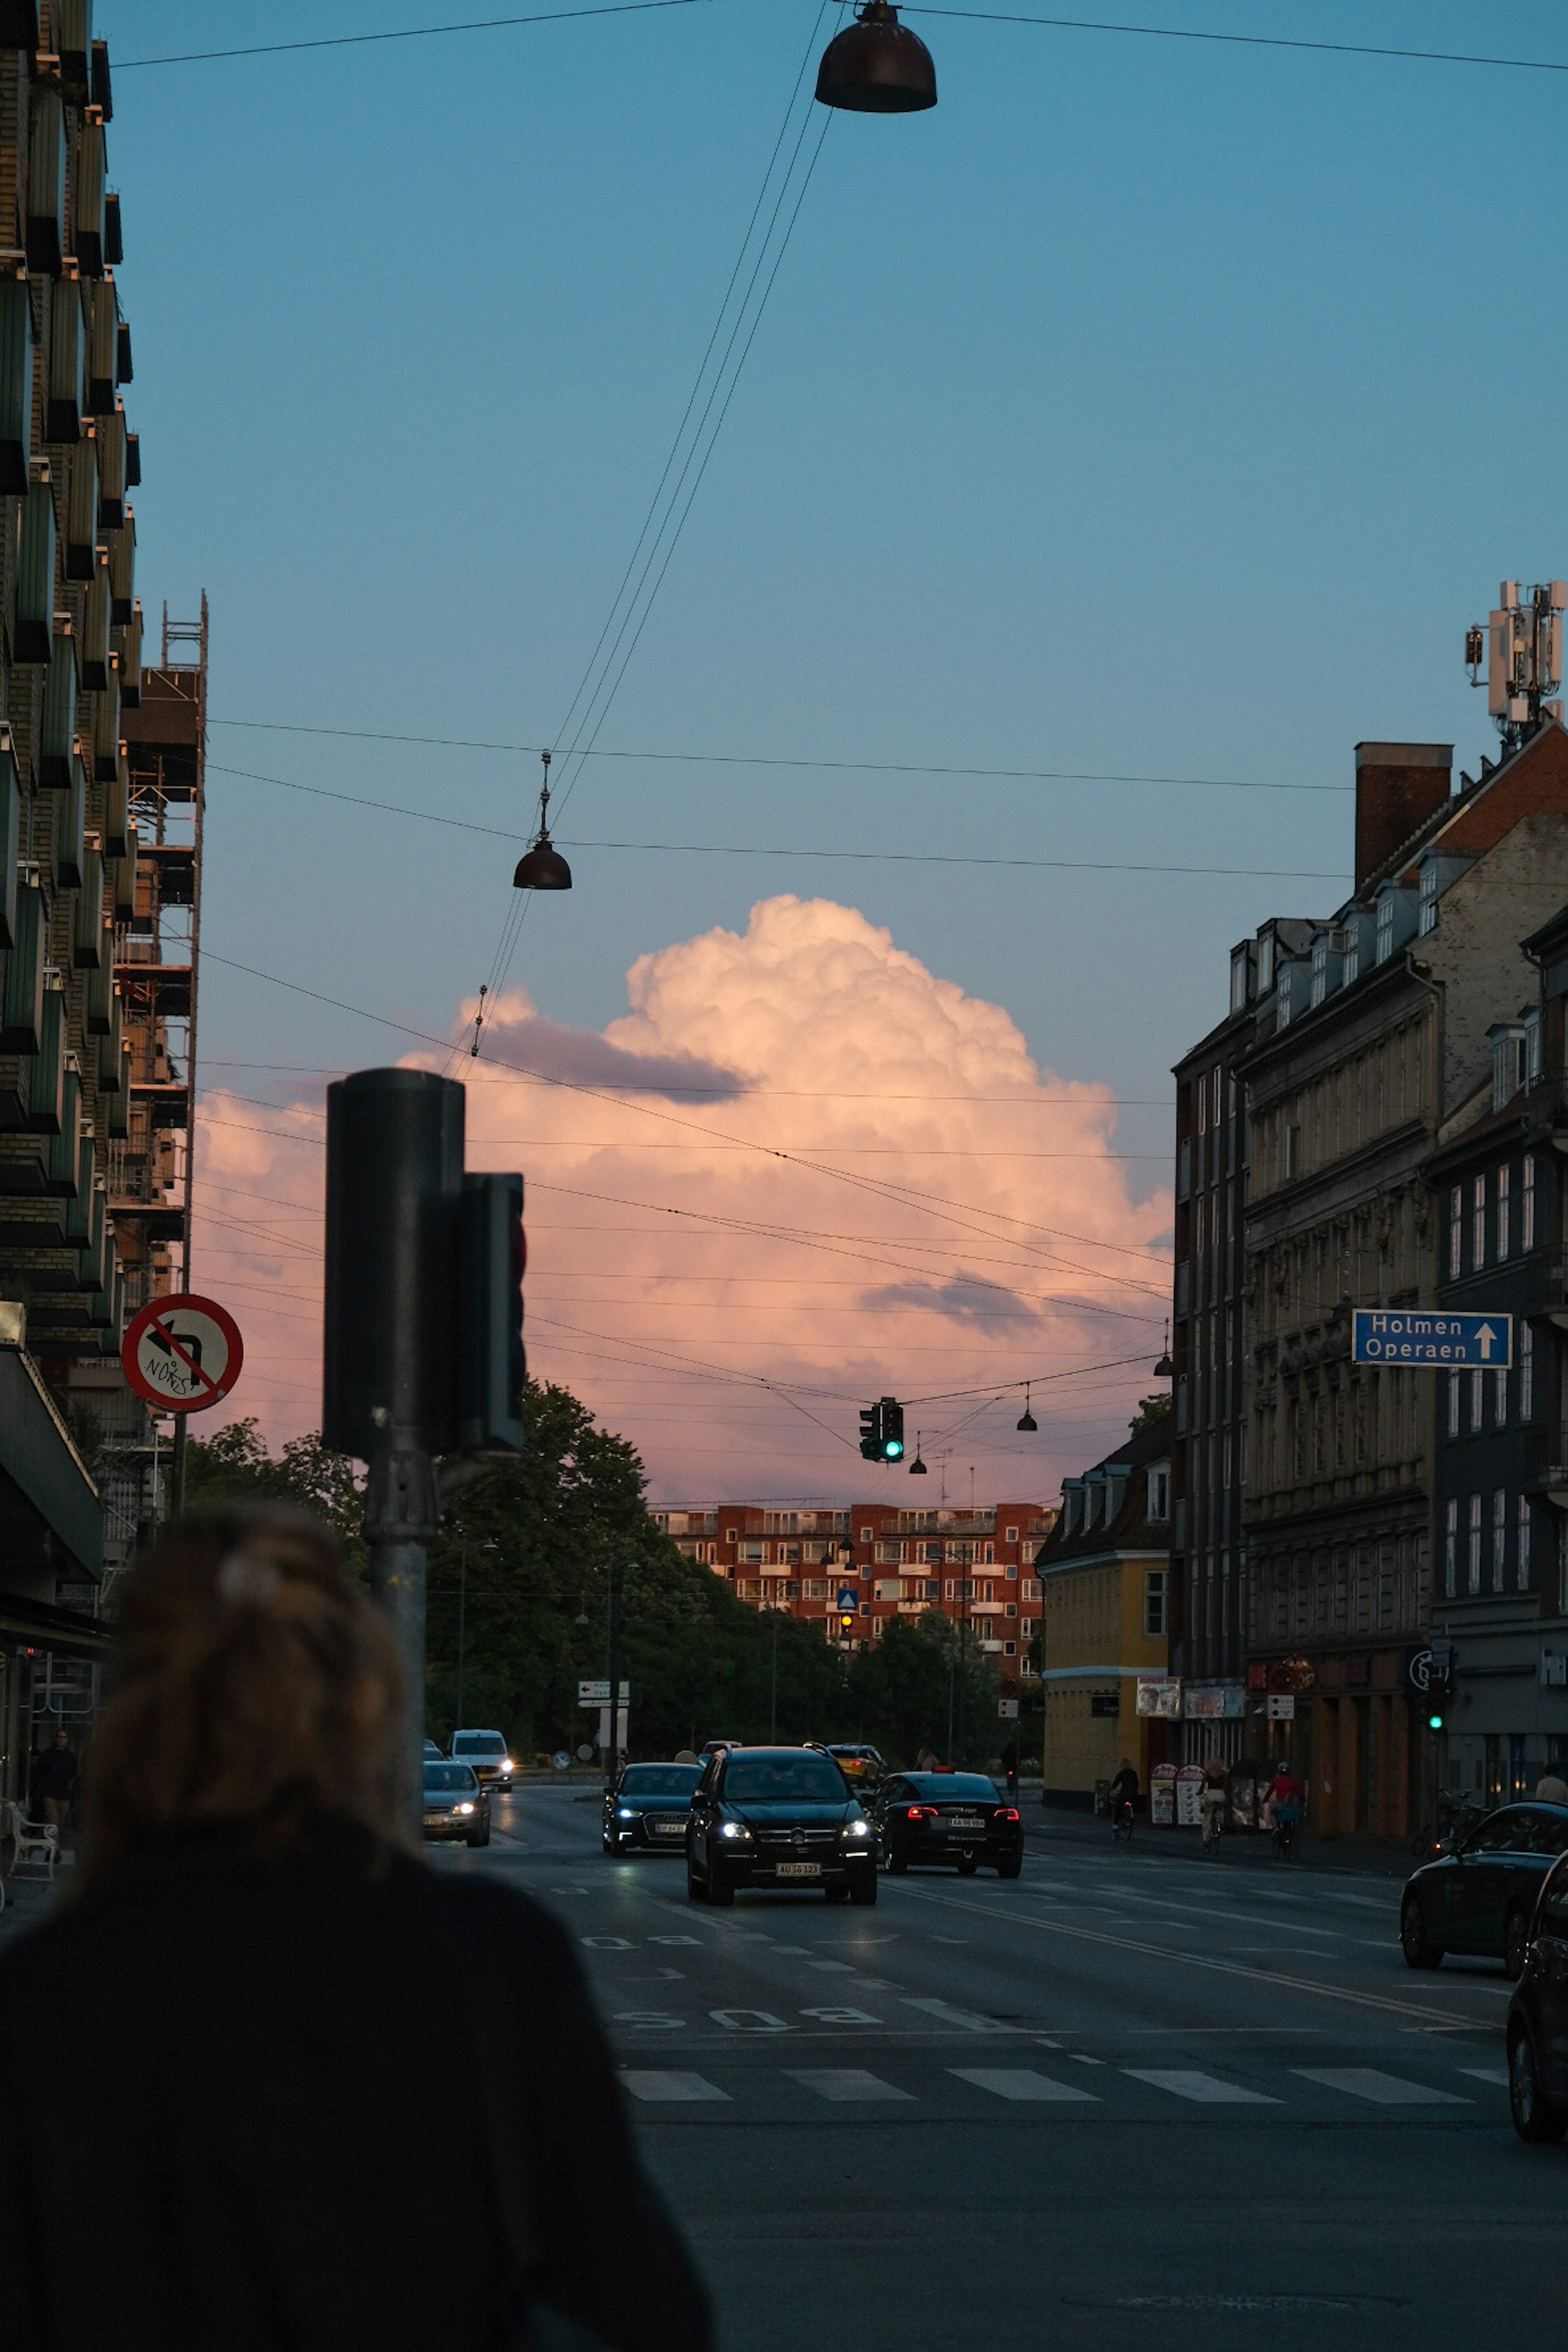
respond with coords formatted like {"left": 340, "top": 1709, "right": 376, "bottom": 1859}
{"left": 651, "top": 1821, "right": 685, "bottom": 1837}
{"left": 944, "top": 1817, "right": 986, "bottom": 1832}
{"left": 775, "top": 1861, "right": 822, "bottom": 1878}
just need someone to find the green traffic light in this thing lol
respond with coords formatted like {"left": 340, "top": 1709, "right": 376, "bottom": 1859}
{"left": 884, "top": 1439, "right": 903, "bottom": 1459}
{"left": 1428, "top": 1712, "right": 1444, "bottom": 1732}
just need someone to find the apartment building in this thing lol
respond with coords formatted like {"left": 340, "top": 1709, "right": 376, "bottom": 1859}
{"left": 649, "top": 1499, "right": 1057, "bottom": 1668}
{"left": 0, "top": 21, "right": 157, "bottom": 1801}
{"left": 1425, "top": 900, "right": 1568, "bottom": 1808}
{"left": 1243, "top": 729, "right": 1568, "bottom": 1838}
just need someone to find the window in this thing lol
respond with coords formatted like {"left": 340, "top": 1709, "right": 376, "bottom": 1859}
{"left": 1519, "top": 1495, "right": 1532, "bottom": 1592}
{"left": 1472, "top": 1174, "right": 1487, "bottom": 1270}
{"left": 1449, "top": 1185, "right": 1463, "bottom": 1276}
{"left": 1419, "top": 861, "right": 1438, "bottom": 936}
{"left": 1197, "top": 1077, "right": 1207, "bottom": 1134}
{"left": 1447, "top": 1372, "right": 1460, "bottom": 1440}
{"left": 1471, "top": 1368, "right": 1484, "bottom": 1432}
{"left": 1144, "top": 1569, "right": 1168, "bottom": 1635}
{"left": 1147, "top": 1466, "right": 1170, "bottom": 1520}
{"left": 1468, "top": 1493, "right": 1482, "bottom": 1595}
{"left": 1526, "top": 1007, "right": 1542, "bottom": 1083}
{"left": 1286, "top": 1124, "right": 1301, "bottom": 1179}
{"left": 1498, "top": 1165, "right": 1511, "bottom": 1259}
{"left": 1444, "top": 1498, "right": 1457, "bottom": 1597}
{"left": 1004, "top": 1602, "right": 1017, "bottom": 1618}
{"left": 1005, "top": 1526, "right": 1018, "bottom": 1543}
{"left": 1258, "top": 932, "right": 1275, "bottom": 990}
{"left": 860, "top": 1528, "right": 871, "bottom": 1544}
{"left": 1375, "top": 895, "right": 1394, "bottom": 964}
{"left": 1494, "top": 1366, "right": 1508, "bottom": 1427}
{"left": 1522, "top": 1322, "right": 1535, "bottom": 1420}
{"left": 1311, "top": 938, "right": 1328, "bottom": 1008}
{"left": 1523, "top": 1154, "right": 1537, "bottom": 1250}
{"left": 1493, "top": 1489, "right": 1508, "bottom": 1593}
{"left": 1003, "top": 1641, "right": 1016, "bottom": 1657}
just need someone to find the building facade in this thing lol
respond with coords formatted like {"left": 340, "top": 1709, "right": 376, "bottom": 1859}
{"left": 1169, "top": 964, "right": 1253, "bottom": 1753}
{"left": 1426, "top": 901, "right": 1568, "bottom": 1809}
{"left": 1033, "top": 1410, "right": 1173, "bottom": 1802}
{"left": 1243, "top": 731, "right": 1568, "bottom": 1838}
{"left": 649, "top": 1499, "right": 1056, "bottom": 1670}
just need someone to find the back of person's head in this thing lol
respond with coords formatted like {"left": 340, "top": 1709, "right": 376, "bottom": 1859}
{"left": 80, "top": 1505, "right": 405, "bottom": 1889}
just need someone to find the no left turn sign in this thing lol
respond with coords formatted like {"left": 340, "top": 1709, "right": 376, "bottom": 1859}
{"left": 122, "top": 1292, "right": 245, "bottom": 1414}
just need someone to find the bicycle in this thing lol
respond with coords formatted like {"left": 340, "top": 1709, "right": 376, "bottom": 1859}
{"left": 1411, "top": 1796, "right": 1483, "bottom": 1862}
{"left": 1111, "top": 1798, "right": 1134, "bottom": 1846}
{"left": 1200, "top": 1796, "right": 1225, "bottom": 1854}
{"left": 1271, "top": 1805, "right": 1301, "bottom": 1860}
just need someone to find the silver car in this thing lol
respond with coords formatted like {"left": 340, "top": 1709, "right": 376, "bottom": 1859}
{"left": 422, "top": 1761, "right": 490, "bottom": 1847}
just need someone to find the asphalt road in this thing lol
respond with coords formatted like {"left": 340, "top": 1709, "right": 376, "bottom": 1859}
{"left": 448, "top": 1788, "right": 1560, "bottom": 2352}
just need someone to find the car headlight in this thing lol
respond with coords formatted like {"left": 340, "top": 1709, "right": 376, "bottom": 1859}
{"left": 719, "top": 1820, "right": 753, "bottom": 1840}
{"left": 617, "top": 1807, "right": 637, "bottom": 1820}
{"left": 502, "top": 1759, "right": 514, "bottom": 1774}
{"left": 456, "top": 1802, "right": 475, "bottom": 1815}
{"left": 842, "top": 1818, "right": 873, "bottom": 1839}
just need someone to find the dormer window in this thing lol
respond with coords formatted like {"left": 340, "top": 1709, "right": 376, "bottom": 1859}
{"left": 1147, "top": 1466, "right": 1170, "bottom": 1521}
{"left": 1418, "top": 861, "right": 1438, "bottom": 937}
{"left": 1311, "top": 938, "right": 1328, "bottom": 1009}
{"left": 1526, "top": 1006, "right": 1542, "bottom": 1083}
{"left": 1258, "top": 931, "right": 1275, "bottom": 991}
{"left": 1375, "top": 895, "right": 1394, "bottom": 964}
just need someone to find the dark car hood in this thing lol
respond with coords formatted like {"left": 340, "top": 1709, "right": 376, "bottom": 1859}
{"left": 611, "top": 1793, "right": 694, "bottom": 1812}
{"left": 729, "top": 1801, "right": 858, "bottom": 1831}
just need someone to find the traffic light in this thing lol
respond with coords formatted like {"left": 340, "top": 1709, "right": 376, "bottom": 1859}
{"left": 458, "top": 1172, "right": 526, "bottom": 1452}
{"left": 859, "top": 1396, "right": 904, "bottom": 1461}
{"left": 838, "top": 1610, "right": 856, "bottom": 1637}
{"left": 1427, "top": 1681, "right": 1449, "bottom": 1734}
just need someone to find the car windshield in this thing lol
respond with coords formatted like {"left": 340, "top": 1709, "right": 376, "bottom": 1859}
{"left": 906, "top": 1773, "right": 999, "bottom": 1800}
{"left": 621, "top": 1766, "right": 702, "bottom": 1795}
{"left": 424, "top": 1764, "right": 479, "bottom": 1791}
{"left": 453, "top": 1734, "right": 507, "bottom": 1756}
{"left": 725, "top": 1753, "right": 848, "bottom": 1804}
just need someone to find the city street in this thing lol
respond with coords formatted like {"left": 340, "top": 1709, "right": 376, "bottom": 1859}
{"left": 448, "top": 1786, "right": 1560, "bottom": 2352}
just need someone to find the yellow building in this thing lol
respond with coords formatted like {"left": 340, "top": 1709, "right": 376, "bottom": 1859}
{"left": 1038, "top": 1410, "right": 1173, "bottom": 1802}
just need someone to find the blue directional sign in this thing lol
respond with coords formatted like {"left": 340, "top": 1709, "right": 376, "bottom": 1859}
{"left": 837, "top": 1586, "right": 860, "bottom": 1611}
{"left": 1352, "top": 1310, "right": 1512, "bottom": 1368}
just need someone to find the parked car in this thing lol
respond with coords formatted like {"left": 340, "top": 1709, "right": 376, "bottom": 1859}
{"left": 1401, "top": 1800, "right": 1568, "bottom": 1976}
{"left": 1507, "top": 1849, "right": 1568, "bottom": 2141}
{"left": 686, "top": 1746, "right": 876, "bottom": 1906}
{"left": 603, "top": 1762, "right": 703, "bottom": 1855}
{"left": 423, "top": 1737, "right": 443, "bottom": 1760}
{"left": 421, "top": 1761, "right": 490, "bottom": 1847}
{"left": 450, "top": 1729, "right": 515, "bottom": 1791}
{"left": 872, "top": 1771, "right": 1023, "bottom": 1878}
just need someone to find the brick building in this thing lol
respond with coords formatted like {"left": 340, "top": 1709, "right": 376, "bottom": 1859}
{"left": 650, "top": 1499, "right": 1057, "bottom": 1669}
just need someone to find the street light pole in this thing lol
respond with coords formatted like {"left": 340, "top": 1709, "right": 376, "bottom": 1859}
{"left": 455, "top": 1535, "right": 467, "bottom": 1736}
{"left": 770, "top": 1603, "right": 780, "bottom": 1744}
{"left": 605, "top": 1556, "right": 625, "bottom": 1790}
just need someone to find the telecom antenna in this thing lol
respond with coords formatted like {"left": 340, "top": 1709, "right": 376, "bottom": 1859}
{"left": 1466, "top": 579, "right": 1567, "bottom": 750}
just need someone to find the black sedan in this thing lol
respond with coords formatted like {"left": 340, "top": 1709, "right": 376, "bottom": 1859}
{"left": 686, "top": 1746, "right": 877, "bottom": 1907}
{"left": 603, "top": 1762, "right": 702, "bottom": 1856}
{"left": 1401, "top": 1800, "right": 1568, "bottom": 1977}
{"left": 872, "top": 1771, "right": 1023, "bottom": 1878}
{"left": 422, "top": 1761, "right": 490, "bottom": 1847}
{"left": 1506, "top": 1850, "right": 1568, "bottom": 2141}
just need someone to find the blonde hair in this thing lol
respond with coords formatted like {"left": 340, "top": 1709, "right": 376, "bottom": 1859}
{"left": 79, "top": 1505, "right": 408, "bottom": 1889}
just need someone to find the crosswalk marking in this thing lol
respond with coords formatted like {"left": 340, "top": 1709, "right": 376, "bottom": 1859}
{"left": 787, "top": 2068, "right": 913, "bottom": 2102}
{"left": 1123, "top": 2069, "right": 1279, "bottom": 2105}
{"left": 1293, "top": 2068, "right": 1469, "bottom": 2107}
{"left": 902, "top": 1996, "right": 1011, "bottom": 2034}
{"left": 621, "top": 2071, "right": 731, "bottom": 2103}
{"left": 1459, "top": 2066, "right": 1509, "bottom": 2088}
{"left": 950, "top": 2067, "right": 1098, "bottom": 2103}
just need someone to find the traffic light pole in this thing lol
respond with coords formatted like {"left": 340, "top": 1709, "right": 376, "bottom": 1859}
{"left": 363, "top": 1428, "right": 441, "bottom": 1837}
{"left": 605, "top": 1556, "right": 624, "bottom": 1791}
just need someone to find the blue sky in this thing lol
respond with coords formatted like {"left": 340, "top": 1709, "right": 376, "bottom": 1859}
{"left": 107, "top": 2, "right": 1568, "bottom": 1469}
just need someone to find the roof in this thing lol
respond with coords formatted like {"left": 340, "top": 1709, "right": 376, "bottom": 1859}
{"left": 1039, "top": 1408, "right": 1172, "bottom": 1570}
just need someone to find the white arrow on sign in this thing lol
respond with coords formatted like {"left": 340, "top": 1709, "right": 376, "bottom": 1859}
{"left": 1477, "top": 1323, "right": 1497, "bottom": 1359}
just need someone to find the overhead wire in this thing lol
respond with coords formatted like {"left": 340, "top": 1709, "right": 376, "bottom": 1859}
{"left": 119, "top": 0, "right": 743, "bottom": 70}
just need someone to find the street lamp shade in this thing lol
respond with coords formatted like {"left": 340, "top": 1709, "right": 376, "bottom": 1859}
{"left": 1016, "top": 1382, "right": 1038, "bottom": 1434}
{"left": 513, "top": 834, "right": 572, "bottom": 891}
{"left": 1154, "top": 1323, "right": 1174, "bottom": 1380}
{"left": 909, "top": 1431, "right": 928, "bottom": 1474}
{"left": 815, "top": 0, "right": 936, "bottom": 113}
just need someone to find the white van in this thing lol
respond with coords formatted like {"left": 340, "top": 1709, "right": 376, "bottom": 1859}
{"left": 450, "top": 1729, "right": 515, "bottom": 1790}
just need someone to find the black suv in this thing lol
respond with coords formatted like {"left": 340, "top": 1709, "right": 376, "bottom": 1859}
{"left": 1507, "top": 1849, "right": 1568, "bottom": 2142}
{"left": 686, "top": 1746, "right": 877, "bottom": 1907}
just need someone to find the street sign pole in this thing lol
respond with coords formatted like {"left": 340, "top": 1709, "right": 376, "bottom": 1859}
{"left": 605, "top": 1557, "right": 624, "bottom": 1792}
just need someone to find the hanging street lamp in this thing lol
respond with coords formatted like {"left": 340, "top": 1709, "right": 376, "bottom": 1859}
{"left": 1016, "top": 1383, "right": 1037, "bottom": 1433}
{"left": 815, "top": 0, "right": 936, "bottom": 114}
{"left": 513, "top": 748, "right": 573, "bottom": 892}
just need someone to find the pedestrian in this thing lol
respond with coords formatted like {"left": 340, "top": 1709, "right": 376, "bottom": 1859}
{"left": 0, "top": 1505, "right": 712, "bottom": 2352}
{"left": 1536, "top": 1770, "right": 1568, "bottom": 1807}
{"left": 28, "top": 1729, "right": 79, "bottom": 1838}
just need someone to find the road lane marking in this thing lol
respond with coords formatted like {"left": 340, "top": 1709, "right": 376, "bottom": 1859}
{"left": 806, "top": 1960, "right": 856, "bottom": 1973}
{"left": 1293, "top": 2068, "right": 1470, "bottom": 2106}
{"left": 951, "top": 2067, "right": 1097, "bottom": 2103}
{"left": 787, "top": 2069, "right": 913, "bottom": 2102}
{"left": 709, "top": 2008, "right": 791, "bottom": 2032}
{"left": 902, "top": 1996, "right": 1013, "bottom": 2034}
{"left": 898, "top": 1886, "right": 1488, "bottom": 2028}
{"left": 1123, "top": 2069, "right": 1279, "bottom": 2105}
{"left": 1070, "top": 2054, "right": 1105, "bottom": 2065}
{"left": 1460, "top": 2066, "right": 1508, "bottom": 2087}
{"left": 614, "top": 2011, "right": 685, "bottom": 2029}
{"left": 621, "top": 2071, "right": 730, "bottom": 2103}
{"left": 581, "top": 1935, "right": 635, "bottom": 1949}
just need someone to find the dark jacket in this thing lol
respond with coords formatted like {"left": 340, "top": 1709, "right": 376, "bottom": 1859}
{"left": 0, "top": 1823, "right": 712, "bottom": 2352}
{"left": 29, "top": 1748, "right": 78, "bottom": 1806}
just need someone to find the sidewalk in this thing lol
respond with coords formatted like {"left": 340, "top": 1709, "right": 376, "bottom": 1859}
{"left": 0, "top": 1863, "right": 68, "bottom": 1946}
{"left": 1024, "top": 1798, "right": 1413, "bottom": 1882}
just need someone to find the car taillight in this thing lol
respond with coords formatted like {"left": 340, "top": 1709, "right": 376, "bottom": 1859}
{"left": 995, "top": 1807, "right": 1020, "bottom": 1824}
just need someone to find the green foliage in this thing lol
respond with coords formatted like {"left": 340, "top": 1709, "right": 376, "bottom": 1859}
{"left": 1128, "top": 1394, "right": 1170, "bottom": 1436}
{"left": 847, "top": 1611, "right": 1004, "bottom": 1768}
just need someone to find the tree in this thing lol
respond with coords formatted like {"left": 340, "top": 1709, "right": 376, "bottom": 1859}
{"left": 183, "top": 1418, "right": 367, "bottom": 1571}
{"left": 846, "top": 1610, "right": 1001, "bottom": 1767}
{"left": 1128, "top": 1394, "right": 1171, "bottom": 1437}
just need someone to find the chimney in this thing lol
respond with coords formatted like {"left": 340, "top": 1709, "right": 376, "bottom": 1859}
{"left": 1353, "top": 742, "right": 1452, "bottom": 893}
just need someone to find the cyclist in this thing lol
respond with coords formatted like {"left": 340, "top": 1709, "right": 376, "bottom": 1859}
{"left": 1199, "top": 1755, "right": 1227, "bottom": 1851}
{"left": 1265, "top": 1760, "right": 1304, "bottom": 1855}
{"left": 1109, "top": 1758, "right": 1139, "bottom": 1838}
